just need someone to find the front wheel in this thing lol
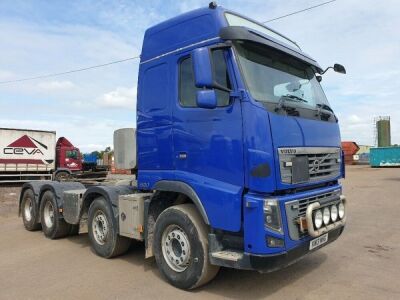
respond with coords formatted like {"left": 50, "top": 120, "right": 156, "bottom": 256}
{"left": 153, "top": 204, "right": 220, "bottom": 290}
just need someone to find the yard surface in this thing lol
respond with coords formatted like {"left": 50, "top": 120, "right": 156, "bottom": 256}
{"left": 0, "top": 166, "right": 399, "bottom": 299}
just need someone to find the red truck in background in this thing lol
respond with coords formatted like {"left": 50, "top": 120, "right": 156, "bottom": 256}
{"left": 56, "top": 137, "right": 82, "bottom": 173}
{"left": 0, "top": 128, "right": 108, "bottom": 183}
{"left": 54, "top": 136, "right": 108, "bottom": 181}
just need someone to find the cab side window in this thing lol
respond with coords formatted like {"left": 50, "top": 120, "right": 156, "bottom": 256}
{"left": 211, "top": 50, "right": 231, "bottom": 106}
{"left": 179, "top": 49, "right": 231, "bottom": 107}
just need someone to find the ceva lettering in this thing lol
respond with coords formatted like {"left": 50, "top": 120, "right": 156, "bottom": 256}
{"left": 3, "top": 147, "right": 44, "bottom": 155}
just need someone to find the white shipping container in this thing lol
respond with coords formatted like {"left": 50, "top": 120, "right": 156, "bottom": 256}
{"left": 0, "top": 128, "right": 56, "bottom": 173}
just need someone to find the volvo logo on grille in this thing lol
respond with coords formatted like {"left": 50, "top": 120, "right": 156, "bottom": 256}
{"left": 279, "top": 148, "right": 297, "bottom": 154}
{"left": 311, "top": 159, "right": 321, "bottom": 172}
{"left": 310, "top": 154, "right": 332, "bottom": 172}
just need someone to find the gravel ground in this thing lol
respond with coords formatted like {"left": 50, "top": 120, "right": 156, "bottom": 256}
{"left": 0, "top": 165, "right": 399, "bottom": 299}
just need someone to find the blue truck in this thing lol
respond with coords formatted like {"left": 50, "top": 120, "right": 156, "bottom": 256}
{"left": 19, "top": 3, "right": 347, "bottom": 289}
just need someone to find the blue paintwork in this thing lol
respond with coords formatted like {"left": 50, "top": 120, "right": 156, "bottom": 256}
{"left": 137, "top": 5, "right": 344, "bottom": 253}
{"left": 192, "top": 47, "right": 214, "bottom": 88}
{"left": 83, "top": 153, "right": 97, "bottom": 164}
{"left": 196, "top": 90, "right": 217, "bottom": 109}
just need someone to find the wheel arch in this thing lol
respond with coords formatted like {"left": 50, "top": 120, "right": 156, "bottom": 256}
{"left": 153, "top": 180, "right": 209, "bottom": 225}
{"left": 144, "top": 180, "right": 210, "bottom": 258}
{"left": 39, "top": 182, "right": 85, "bottom": 206}
{"left": 19, "top": 182, "right": 43, "bottom": 218}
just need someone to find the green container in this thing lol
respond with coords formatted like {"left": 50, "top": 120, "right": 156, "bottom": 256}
{"left": 370, "top": 147, "right": 400, "bottom": 167}
{"left": 377, "top": 120, "right": 391, "bottom": 147}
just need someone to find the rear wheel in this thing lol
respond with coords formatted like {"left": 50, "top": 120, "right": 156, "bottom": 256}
{"left": 88, "top": 197, "right": 131, "bottom": 258}
{"left": 21, "top": 189, "right": 41, "bottom": 231}
{"left": 40, "top": 191, "right": 71, "bottom": 239}
{"left": 153, "top": 204, "right": 219, "bottom": 289}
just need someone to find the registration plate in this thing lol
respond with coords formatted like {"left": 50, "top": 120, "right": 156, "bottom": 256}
{"left": 309, "top": 233, "right": 328, "bottom": 250}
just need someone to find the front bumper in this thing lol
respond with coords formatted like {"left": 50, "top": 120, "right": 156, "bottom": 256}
{"left": 210, "top": 226, "right": 344, "bottom": 273}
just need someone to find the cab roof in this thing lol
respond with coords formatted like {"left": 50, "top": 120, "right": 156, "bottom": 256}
{"left": 140, "top": 5, "right": 320, "bottom": 70}
{"left": 141, "top": 7, "right": 225, "bottom": 62}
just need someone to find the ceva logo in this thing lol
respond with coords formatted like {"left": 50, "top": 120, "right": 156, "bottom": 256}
{"left": 3, "top": 135, "right": 48, "bottom": 155}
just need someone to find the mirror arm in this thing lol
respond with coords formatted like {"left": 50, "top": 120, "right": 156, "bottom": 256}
{"left": 320, "top": 66, "right": 332, "bottom": 75}
{"left": 212, "top": 82, "right": 231, "bottom": 93}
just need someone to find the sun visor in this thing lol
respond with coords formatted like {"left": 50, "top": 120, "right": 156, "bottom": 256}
{"left": 220, "top": 26, "right": 322, "bottom": 73}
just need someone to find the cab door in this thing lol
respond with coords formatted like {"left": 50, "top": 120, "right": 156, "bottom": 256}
{"left": 172, "top": 49, "right": 244, "bottom": 231}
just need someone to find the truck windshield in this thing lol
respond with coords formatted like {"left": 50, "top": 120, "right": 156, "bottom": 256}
{"left": 234, "top": 41, "right": 333, "bottom": 117}
{"left": 66, "top": 150, "right": 78, "bottom": 159}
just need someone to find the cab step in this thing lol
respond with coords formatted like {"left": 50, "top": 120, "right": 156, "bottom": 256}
{"left": 211, "top": 250, "right": 243, "bottom": 262}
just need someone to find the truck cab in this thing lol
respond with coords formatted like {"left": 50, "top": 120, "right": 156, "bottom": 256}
{"left": 55, "top": 137, "right": 82, "bottom": 172}
{"left": 19, "top": 3, "right": 346, "bottom": 290}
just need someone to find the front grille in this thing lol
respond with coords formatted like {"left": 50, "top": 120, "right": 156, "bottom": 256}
{"left": 279, "top": 147, "right": 341, "bottom": 184}
{"left": 285, "top": 190, "right": 341, "bottom": 240}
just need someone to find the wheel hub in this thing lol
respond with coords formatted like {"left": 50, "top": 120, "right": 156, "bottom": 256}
{"left": 161, "top": 225, "right": 191, "bottom": 272}
{"left": 43, "top": 201, "right": 54, "bottom": 228}
{"left": 24, "top": 198, "right": 33, "bottom": 222}
{"left": 92, "top": 211, "right": 109, "bottom": 245}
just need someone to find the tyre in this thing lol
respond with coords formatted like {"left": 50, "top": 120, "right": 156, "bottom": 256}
{"left": 54, "top": 171, "right": 70, "bottom": 182}
{"left": 40, "top": 191, "right": 71, "bottom": 239}
{"left": 21, "top": 189, "right": 41, "bottom": 231}
{"left": 153, "top": 204, "right": 220, "bottom": 289}
{"left": 88, "top": 197, "right": 131, "bottom": 258}
{"left": 69, "top": 224, "right": 80, "bottom": 236}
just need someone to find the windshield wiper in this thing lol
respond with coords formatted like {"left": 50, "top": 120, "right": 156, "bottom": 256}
{"left": 275, "top": 94, "right": 308, "bottom": 113}
{"left": 283, "top": 94, "right": 308, "bottom": 103}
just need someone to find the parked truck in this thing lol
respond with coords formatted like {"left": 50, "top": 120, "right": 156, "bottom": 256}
{"left": 0, "top": 128, "right": 107, "bottom": 182}
{"left": 54, "top": 137, "right": 108, "bottom": 181}
{"left": 19, "top": 3, "right": 347, "bottom": 289}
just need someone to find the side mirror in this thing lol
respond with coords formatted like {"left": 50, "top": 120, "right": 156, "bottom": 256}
{"left": 196, "top": 90, "right": 217, "bottom": 109}
{"left": 192, "top": 46, "right": 232, "bottom": 92}
{"left": 333, "top": 63, "right": 346, "bottom": 74}
{"left": 192, "top": 47, "right": 213, "bottom": 88}
{"left": 321, "top": 63, "right": 346, "bottom": 75}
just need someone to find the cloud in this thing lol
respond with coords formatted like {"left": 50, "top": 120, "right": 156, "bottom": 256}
{"left": 77, "top": 143, "right": 110, "bottom": 152}
{"left": 348, "top": 115, "right": 362, "bottom": 124}
{"left": 0, "top": 70, "right": 14, "bottom": 81}
{"left": 37, "top": 80, "right": 75, "bottom": 91}
{"left": 99, "top": 86, "right": 136, "bottom": 109}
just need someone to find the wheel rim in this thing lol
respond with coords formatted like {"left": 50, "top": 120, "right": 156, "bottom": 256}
{"left": 92, "top": 210, "right": 109, "bottom": 245}
{"left": 24, "top": 198, "right": 33, "bottom": 222}
{"left": 161, "top": 225, "right": 191, "bottom": 272}
{"left": 43, "top": 201, "right": 55, "bottom": 228}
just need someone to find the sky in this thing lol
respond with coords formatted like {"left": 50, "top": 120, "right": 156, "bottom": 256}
{"left": 0, "top": 0, "right": 399, "bottom": 152}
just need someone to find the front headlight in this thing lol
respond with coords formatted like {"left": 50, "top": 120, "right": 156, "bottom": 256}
{"left": 331, "top": 205, "right": 338, "bottom": 222}
{"left": 264, "top": 199, "right": 282, "bottom": 233}
{"left": 338, "top": 202, "right": 345, "bottom": 219}
{"left": 323, "top": 207, "right": 330, "bottom": 225}
{"left": 314, "top": 209, "right": 323, "bottom": 229}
